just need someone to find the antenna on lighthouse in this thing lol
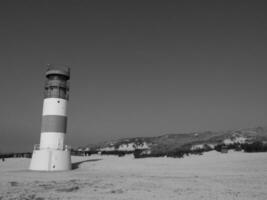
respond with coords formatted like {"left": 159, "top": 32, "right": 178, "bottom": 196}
{"left": 29, "top": 65, "right": 72, "bottom": 171}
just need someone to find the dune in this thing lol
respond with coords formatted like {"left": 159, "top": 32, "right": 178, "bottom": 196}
{"left": 0, "top": 151, "right": 267, "bottom": 200}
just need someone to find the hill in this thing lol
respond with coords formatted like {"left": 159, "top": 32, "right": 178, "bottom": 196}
{"left": 77, "top": 126, "right": 267, "bottom": 157}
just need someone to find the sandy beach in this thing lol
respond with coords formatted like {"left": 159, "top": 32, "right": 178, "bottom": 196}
{"left": 0, "top": 151, "right": 267, "bottom": 200}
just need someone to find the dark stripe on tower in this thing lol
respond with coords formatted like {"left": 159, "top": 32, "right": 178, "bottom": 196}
{"left": 41, "top": 115, "right": 67, "bottom": 133}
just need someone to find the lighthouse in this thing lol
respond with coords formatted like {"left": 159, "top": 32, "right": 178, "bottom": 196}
{"left": 29, "top": 65, "right": 71, "bottom": 171}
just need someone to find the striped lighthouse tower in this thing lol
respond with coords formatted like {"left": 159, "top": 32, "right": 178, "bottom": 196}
{"left": 29, "top": 65, "right": 71, "bottom": 171}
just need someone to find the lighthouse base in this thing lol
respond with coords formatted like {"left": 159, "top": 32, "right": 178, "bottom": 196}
{"left": 29, "top": 149, "right": 71, "bottom": 171}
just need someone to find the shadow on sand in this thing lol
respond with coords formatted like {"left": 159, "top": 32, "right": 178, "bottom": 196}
{"left": 72, "top": 159, "right": 102, "bottom": 170}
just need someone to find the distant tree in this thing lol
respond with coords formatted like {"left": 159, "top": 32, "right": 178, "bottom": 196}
{"left": 241, "top": 142, "right": 267, "bottom": 152}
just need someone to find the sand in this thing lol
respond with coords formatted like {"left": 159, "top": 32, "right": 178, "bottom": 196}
{"left": 0, "top": 151, "right": 267, "bottom": 200}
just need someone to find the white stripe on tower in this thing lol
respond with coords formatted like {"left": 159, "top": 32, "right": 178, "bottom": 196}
{"left": 42, "top": 98, "right": 67, "bottom": 116}
{"left": 40, "top": 132, "right": 65, "bottom": 149}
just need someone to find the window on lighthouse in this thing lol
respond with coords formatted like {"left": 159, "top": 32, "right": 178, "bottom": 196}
{"left": 51, "top": 87, "right": 59, "bottom": 97}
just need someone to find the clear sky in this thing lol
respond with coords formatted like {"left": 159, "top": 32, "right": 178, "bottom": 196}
{"left": 0, "top": 0, "right": 267, "bottom": 152}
